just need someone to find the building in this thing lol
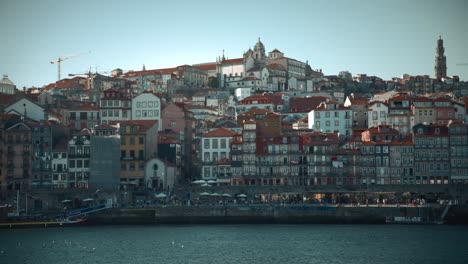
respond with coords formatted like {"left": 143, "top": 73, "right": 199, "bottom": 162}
{"left": 51, "top": 138, "right": 68, "bottom": 189}
{"left": 100, "top": 88, "right": 131, "bottom": 124}
{"left": 344, "top": 95, "right": 368, "bottom": 129}
{"left": 62, "top": 103, "right": 100, "bottom": 132}
{"left": 161, "top": 103, "right": 195, "bottom": 180}
{"left": 118, "top": 120, "right": 158, "bottom": 188}
{"left": 0, "top": 75, "right": 16, "bottom": 95}
{"left": 449, "top": 123, "right": 468, "bottom": 184}
{"left": 367, "top": 101, "right": 389, "bottom": 128}
{"left": 68, "top": 129, "right": 92, "bottom": 189}
{"left": 0, "top": 117, "right": 32, "bottom": 191}
{"left": 200, "top": 127, "right": 236, "bottom": 181}
{"left": 387, "top": 95, "right": 414, "bottom": 135}
{"left": 435, "top": 36, "right": 447, "bottom": 80}
{"left": 5, "top": 98, "right": 48, "bottom": 122}
{"left": 389, "top": 139, "right": 414, "bottom": 184}
{"left": 308, "top": 101, "right": 352, "bottom": 137}
{"left": 413, "top": 123, "right": 450, "bottom": 184}
{"left": 144, "top": 158, "right": 177, "bottom": 191}
{"left": 89, "top": 124, "right": 121, "bottom": 191}
{"left": 131, "top": 91, "right": 162, "bottom": 131}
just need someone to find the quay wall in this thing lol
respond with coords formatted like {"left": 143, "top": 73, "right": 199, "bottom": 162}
{"left": 86, "top": 205, "right": 467, "bottom": 225}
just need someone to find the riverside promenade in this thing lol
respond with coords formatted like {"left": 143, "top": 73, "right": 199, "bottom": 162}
{"left": 85, "top": 203, "right": 468, "bottom": 225}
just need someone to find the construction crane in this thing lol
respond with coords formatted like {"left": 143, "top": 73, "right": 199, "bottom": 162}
{"left": 50, "top": 51, "right": 90, "bottom": 81}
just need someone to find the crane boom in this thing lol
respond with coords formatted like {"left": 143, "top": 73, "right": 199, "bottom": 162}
{"left": 50, "top": 51, "right": 90, "bottom": 81}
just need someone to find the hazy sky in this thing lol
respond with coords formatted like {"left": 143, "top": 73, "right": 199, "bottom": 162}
{"left": 1, "top": 0, "right": 467, "bottom": 88}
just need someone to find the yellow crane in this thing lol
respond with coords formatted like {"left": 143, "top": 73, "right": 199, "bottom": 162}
{"left": 50, "top": 51, "right": 90, "bottom": 81}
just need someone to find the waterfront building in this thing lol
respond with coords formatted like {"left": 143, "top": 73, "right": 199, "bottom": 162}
{"left": 449, "top": 122, "right": 468, "bottom": 184}
{"left": 32, "top": 121, "right": 69, "bottom": 189}
{"left": 308, "top": 101, "right": 352, "bottom": 137}
{"left": 389, "top": 138, "right": 415, "bottom": 184}
{"left": 100, "top": 88, "right": 131, "bottom": 124}
{"left": 413, "top": 123, "right": 450, "bottom": 184}
{"left": 302, "top": 132, "right": 340, "bottom": 186}
{"left": 144, "top": 158, "right": 177, "bottom": 191}
{"left": 131, "top": 91, "right": 162, "bottom": 131}
{"left": 67, "top": 129, "right": 91, "bottom": 188}
{"left": 89, "top": 124, "right": 121, "bottom": 191}
{"left": 50, "top": 138, "right": 68, "bottom": 189}
{"left": 360, "top": 142, "right": 377, "bottom": 185}
{"left": 200, "top": 127, "right": 236, "bottom": 182}
{"left": 0, "top": 75, "right": 16, "bottom": 95}
{"left": 161, "top": 103, "right": 196, "bottom": 180}
{"left": 157, "top": 135, "right": 182, "bottom": 182}
{"left": 117, "top": 120, "right": 158, "bottom": 188}
{"left": 0, "top": 115, "right": 32, "bottom": 191}
{"left": 435, "top": 36, "right": 447, "bottom": 80}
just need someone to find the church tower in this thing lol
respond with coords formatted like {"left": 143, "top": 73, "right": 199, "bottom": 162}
{"left": 435, "top": 36, "right": 447, "bottom": 80}
{"left": 253, "top": 37, "right": 266, "bottom": 60}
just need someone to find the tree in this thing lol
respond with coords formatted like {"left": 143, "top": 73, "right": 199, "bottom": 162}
{"left": 208, "top": 76, "right": 219, "bottom": 89}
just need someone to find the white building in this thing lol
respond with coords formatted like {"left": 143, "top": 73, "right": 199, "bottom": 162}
{"left": 51, "top": 144, "right": 68, "bottom": 189}
{"left": 5, "top": 98, "right": 48, "bottom": 122}
{"left": 308, "top": 101, "right": 352, "bottom": 137}
{"left": 0, "top": 75, "right": 16, "bottom": 95}
{"left": 368, "top": 102, "right": 389, "bottom": 128}
{"left": 131, "top": 91, "right": 162, "bottom": 130}
{"left": 201, "top": 127, "right": 237, "bottom": 180}
{"left": 144, "top": 158, "right": 177, "bottom": 191}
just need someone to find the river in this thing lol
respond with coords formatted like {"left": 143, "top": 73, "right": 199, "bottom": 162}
{"left": 1, "top": 225, "right": 467, "bottom": 264}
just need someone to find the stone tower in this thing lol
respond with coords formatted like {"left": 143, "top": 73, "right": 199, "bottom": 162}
{"left": 435, "top": 36, "right": 447, "bottom": 80}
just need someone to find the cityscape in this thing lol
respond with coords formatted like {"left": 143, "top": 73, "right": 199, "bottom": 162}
{"left": 0, "top": 35, "right": 467, "bottom": 217}
{"left": 1, "top": 1, "right": 468, "bottom": 264}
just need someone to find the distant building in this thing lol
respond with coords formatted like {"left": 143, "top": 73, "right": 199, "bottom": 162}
{"left": 100, "top": 88, "right": 131, "bottom": 124}
{"left": 0, "top": 75, "right": 16, "bottom": 95}
{"left": 435, "top": 36, "right": 447, "bottom": 80}
{"left": 131, "top": 92, "right": 162, "bottom": 131}
{"left": 68, "top": 130, "right": 92, "bottom": 189}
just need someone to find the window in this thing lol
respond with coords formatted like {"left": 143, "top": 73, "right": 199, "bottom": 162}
{"left": 220, "top": 139, "right": 227, "bottom": 148}
{"left": 77, "top": 160, "right": 83, "bottom": 168}
{"left": 334, "top": 120, "right": 339, "bottom": 126}
{"left": 130, "top": 136, "right": 135, "bottom": 145}
{"left": 121, "top": 150, "right": 126, "bottom": 158}
{"left": 139, "top": 150, "right": 144, "bottom": 159}
{"left": 326, "top": 112, "right": 330, "bottom": 117}
{"left": 69, "top": 160, "right": 75, "bottom": 168}
{"left": 212, "top": 139, "right": 218, "bottom": 149}
{"left": 204, "top": 139, "right": 210, "bottom": 149}
{"left": 84, "top": 160, "right": 89, "bottom": 168}
{"left": 130, "top": 150, "right": 135, "bottom": 158}
{"left": 139, "top": 137, "right": 144, "bottom": 144}
{"left": 136, "top": 110, "right": 141, "bottom": 117}
{"left": 170, "top": 121, "right": 176, "bottom": 127}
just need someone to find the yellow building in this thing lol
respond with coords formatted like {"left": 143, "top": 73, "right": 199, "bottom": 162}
{"left": 116, "top": 120, "right": 158, "bottom": 188}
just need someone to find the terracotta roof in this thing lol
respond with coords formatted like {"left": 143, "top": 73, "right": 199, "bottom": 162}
{"left": 158, "top": 136, "right": 178, "bottom": 144}
{"left": 221, "top": 58, "right": 244, "bottom": 65}
{"left": 122, "top": 67, "right": 177, "bottom": 78}
{"left": 290, "top": 96, "right": 328, "bottom": 113}
{"left": 203, "top": 127, "right": 237, "bottom": 138}
{"left": 43, "top": 77, "right": 85, "bottom": 90}
{"left": 193, "top": 63, "right": 217, "bottom": 71}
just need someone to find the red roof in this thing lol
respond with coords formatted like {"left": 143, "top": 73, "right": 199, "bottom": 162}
{"left": 43, "top": 77, "right": 85, "bottom": 90}
{"left": 123, "top": 67, "right": 176, "bottom": 78}
{"left": 290, "top": 96, "right": 328, "bottom": 113}
{"left": 203, "top": 127, "right": 237, "bottom": 138}
{"left": 221, "top": 58, "right": 244, "bottom": 65}
{"left": 193, "top": 63, "right": 216, "bottom": 71}
{"left": 158, "top": 136, "right": 178, "bottom": 144}
{"left": 266, "top": 63, "right": 286, "bottom": 71}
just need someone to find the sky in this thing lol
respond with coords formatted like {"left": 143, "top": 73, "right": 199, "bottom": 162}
{"left": 1, "top": 0, "right": 468, "bottom": 88}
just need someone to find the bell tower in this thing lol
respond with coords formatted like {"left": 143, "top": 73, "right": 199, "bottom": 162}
{"left": 434, "top": 36, "right": 447, "bottom": 80}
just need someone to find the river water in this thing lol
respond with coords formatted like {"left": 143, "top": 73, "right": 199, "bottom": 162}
{"left": 1, "top": 224, "right": 467, "bottom": 264}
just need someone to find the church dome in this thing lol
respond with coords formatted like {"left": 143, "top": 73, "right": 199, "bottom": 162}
{"left": 0, "top": 75, "right": 14, "bottom": 85}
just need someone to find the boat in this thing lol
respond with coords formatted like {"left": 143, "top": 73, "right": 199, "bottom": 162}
{"left": 0, "top": 217, "right": 87, "bottom": 228}
{"left": 385, "top": 216, "right": 444, "bottom": 225}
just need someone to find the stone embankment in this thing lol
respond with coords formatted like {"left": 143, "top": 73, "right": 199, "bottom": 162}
{"left": 87, "top": 204, "right": 468, "bottom": 225}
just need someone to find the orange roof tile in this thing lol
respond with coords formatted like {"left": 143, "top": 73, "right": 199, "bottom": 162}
{"left": 203, "top": 127, "right": 237, "bottom": 137}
